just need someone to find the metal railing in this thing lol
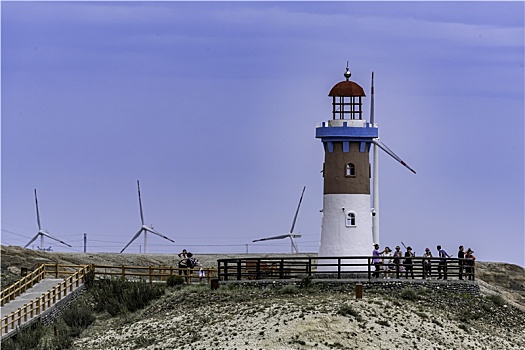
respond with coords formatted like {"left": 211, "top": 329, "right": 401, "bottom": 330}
{"left": 217, "top": 256, "right": 476, "bottom": 281}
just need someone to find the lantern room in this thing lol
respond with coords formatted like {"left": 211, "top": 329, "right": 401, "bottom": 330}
{"left": 328, "top": 67, "right": 366, "bottom": 120}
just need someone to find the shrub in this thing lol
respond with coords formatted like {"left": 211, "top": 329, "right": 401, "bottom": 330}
{"left": 60, "top": 302, "right": 95, "bottom": 337}
{"left": 166, "top": 275, "right": 185, "bottom": 287}
{"left": 89, "top": 278, "right": 165, "bottom": 316}
{"left": 278, "top": 285, "right": 298, "bottom": 295}
{"left": 84, "top": 267, "right": 95, "bottom": 288}
{"left": 298, "top": 276, "right": 314, "bottom": 289}
{"left": 400, "top": 287, "right": 419, "bottom": 301}
{"left": 485, "top": 294, "right": 505, "bottom": 307}
{"left": 1, "top": 323, "right": 47, "bottom": 350}
{"left": 337, "top": 305, "right": 362, "bottom": 321}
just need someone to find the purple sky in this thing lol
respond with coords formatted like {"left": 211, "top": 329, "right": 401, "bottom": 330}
{"left": 1, "top": 1, "right": 523, "bottom": 266}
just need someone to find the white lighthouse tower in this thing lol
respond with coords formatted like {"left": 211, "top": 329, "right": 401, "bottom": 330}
{"left": 316, "top": 66, "right": 415, "bottom": 270}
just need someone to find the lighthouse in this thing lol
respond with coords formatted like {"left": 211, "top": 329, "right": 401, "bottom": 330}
{"left": 316, "top": 66, "right": 415, "bottom": 269}
{"left": 316, "top": 66, "right": 377, "bottom": 263}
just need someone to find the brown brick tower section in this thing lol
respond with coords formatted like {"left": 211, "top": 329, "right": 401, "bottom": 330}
{"left": 323, "top": 142, "right": 370, "bottom": 195}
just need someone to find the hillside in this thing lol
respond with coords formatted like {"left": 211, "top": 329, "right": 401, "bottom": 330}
{"left": 1, "top": 246, "right": 524, "bottom": 350}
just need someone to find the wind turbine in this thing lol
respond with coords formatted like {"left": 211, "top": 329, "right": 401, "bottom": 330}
{"left": 25, "top": 189, "right": 72, "bottom": 250}
{"left": 370, "top": 72, "right": 416, "bottom": 245}
{"left": 252, "top": 186, "right": 306, "bottom": 254}
{"left": 120, "top": 180, "right": 175, "bottom": 254}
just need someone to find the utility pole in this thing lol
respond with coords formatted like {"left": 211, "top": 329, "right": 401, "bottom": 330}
{"left": 84, "top": 233, "right": 87, "bottom": 253}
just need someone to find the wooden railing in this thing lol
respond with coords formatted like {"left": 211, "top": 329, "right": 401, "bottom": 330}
{"left": 1, "top": 265, "right": 91, "bottom": 337}
{"left": 217, "top": 256, "right": 476, "bottom": 281}
{"left": 90, "top": 265, "right": 218, "bottom": 285}
{"left": 1, "top": 265, "right": 46, "bottom": 307}
{"left": 0, "top": 262, "right": 216, "bottom": 338}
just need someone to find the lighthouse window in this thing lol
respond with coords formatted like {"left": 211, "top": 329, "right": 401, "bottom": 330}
{"left": 346, "top": 212, "right": 356, "bottom": 227}
{"left": 345, "top": 163, "right": 356, "bottom": 177}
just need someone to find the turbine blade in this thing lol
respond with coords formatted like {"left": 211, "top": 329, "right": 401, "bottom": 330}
{"left": 290, "top": 236, "right": 299, "bottom": 254}
{"left": 41, "top": 232, "right": 72, "bottom": 247}
{"left": 137, "top": 180, "right": 145, "bottom": 226}
{"left": 373, "top": 139, "right": 416, "bottom": 174}
{"left": 144, "top": 226, "right": 175, "bottom": 243}
{"left": 34, "top": 189, "right": 42, "bottom": 231}
{"left": 289, "top": 186, "right": 306, "bottom": 234}
{"left": 252, "top": 234, "right": 290, "bottom": 242}
{"left": 120, "top": 228, "right": 143, "bottom": 253}
{"left": 24, "top": 232, "right": 41, "bottom": 248}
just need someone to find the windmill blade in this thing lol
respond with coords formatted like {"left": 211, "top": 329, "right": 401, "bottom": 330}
{"left": 252, "top": 234, "right": 290, "bottom": 242}
{"left": 289, "top": 186, "right": 306, "bottom": 234}
{"left": 372, "top": 139, "right": 416, "bottom": 174}
{"left": 144, "top": 226, "right": 175, "bottom": 243}
{"left": 137, "top": 180, "right": 145, "bottom": 226}
{"left": 34, "top": 189, "right": 42, "bottom": 231}
{"left": 289, "top": 236, "right": 299, "bottom": 254}
{"left": 41, "top": 232, "right": 72, "bottom": 248}
{"left": 24, "top": 232, "right": 42, "bottom": 248}
{"left": 120, "top": 228, "right": 144, "bottom": 253}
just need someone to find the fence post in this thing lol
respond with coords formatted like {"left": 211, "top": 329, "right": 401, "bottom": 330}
{"left": 337, "top": 258, "right": 341, "bottom": 279}
{"left": 256, "top": 259, "right": 261, "bottom": 280}
{"left": 149, "top": 266, "right": 153, "bottom": 284}
{"left": 236, "top": 260, "right": 242, "bottom": 281}
{"left": 55, "top": 264, "right": 59, "bottom": 278}
{"left": 367, "top": 258, "right": 371, "bottom": 280}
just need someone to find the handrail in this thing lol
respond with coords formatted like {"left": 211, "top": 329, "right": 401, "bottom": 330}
{"left": 217, "top": 256, "right": 476, "bottom": 281}
{"left": 1, "top": 264, "right": 91, "bottom": 337}
{"left": 1, "top": 265, "right": 46, "bottom": 307}
{"left": 90, "top": 264, "right": 218, "bottom": 285}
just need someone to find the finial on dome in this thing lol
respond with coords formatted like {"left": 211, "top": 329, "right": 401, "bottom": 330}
{"left": 344, "top": 61, "right": 351, "bottom": 81}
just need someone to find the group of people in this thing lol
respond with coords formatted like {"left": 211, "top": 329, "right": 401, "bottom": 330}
{"left": 177, "top": 249, "right": 203, "bottom": 276}
{"left": 372, "top": 244, "right": 476, "bottom": 280}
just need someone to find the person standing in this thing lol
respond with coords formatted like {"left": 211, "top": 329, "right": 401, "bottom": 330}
{"left": 382, "top": 247, "right": 393, "bottom": 279}
{"left": 404, "top": 246, "right": 414, "bottom": 279}
{"left": 393, "top": 246, "right": 403, "bottom": 278}
{"left": 457, "top": 245, "right": 465, "bottom": 280}
{"left": 465, "top": 248, "right": 476, "bottom": 280}
{"left": 178, "top": 249, "right": 188, "bottom": 260}
{"left": 177, "top": 249, "right": 188, "bottom": 275}
{"left": 436, "top": 245, "right": 451, "bottom": 280}
{"left": 422, "top": 248, "right": 433, "bottom": 279}
{"left": 372, "top": 244, "right": 384, "bottom": 278}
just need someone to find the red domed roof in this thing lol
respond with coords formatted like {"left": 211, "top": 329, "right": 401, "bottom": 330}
{"left": 329, "top": 80, "right": 366, "bottom": 97}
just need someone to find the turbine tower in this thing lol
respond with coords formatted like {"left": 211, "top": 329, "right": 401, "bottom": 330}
{"left": 316, "top": 66, "right": 415, "bottom": 270}
{"left": 252, "top": 186, "right": 306, "bottom": 253}
{"left": 120, "top": 180, "right": 175, "bottom": 254}
{"left": 25, "top": 189, "right": 72, "bottom": 250}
